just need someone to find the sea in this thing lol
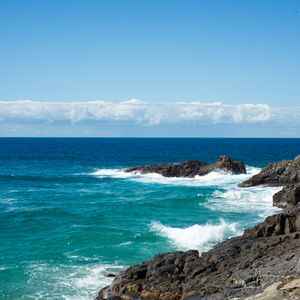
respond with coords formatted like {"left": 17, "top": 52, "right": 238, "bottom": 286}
{"left": 1, "top": 138, "right": 300, "bottom": 299}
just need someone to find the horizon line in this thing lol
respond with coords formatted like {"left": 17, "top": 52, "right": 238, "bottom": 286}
{"left": 0, "top": 136, "right": 300, "bottom": 139}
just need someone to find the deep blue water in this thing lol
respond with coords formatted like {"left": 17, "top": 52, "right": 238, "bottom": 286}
{"left": 1, "top": 138, "right": 300, "bottom": 299}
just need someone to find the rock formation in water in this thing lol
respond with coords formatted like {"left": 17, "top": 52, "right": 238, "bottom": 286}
{"left": 125, "top": 155, "right": 246, "bottom": 177}
{"left": 97, "top": 156, "right": 300, "bottom": 300}
{"left": 239, "top": 155, "right": 300, "bottom": 187}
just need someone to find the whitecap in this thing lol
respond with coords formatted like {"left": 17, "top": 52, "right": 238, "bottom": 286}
{"left": 150, "top": 219, "right": 239, "bottom": 251}
{"left": 117, "top": 241, "right": 133, "bottom": 246}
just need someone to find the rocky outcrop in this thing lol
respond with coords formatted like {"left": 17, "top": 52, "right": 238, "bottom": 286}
{"left": 96, "top": 207, "right": 300, "bottom": 300}
{"left": 125, "top": 155, "right": 246, "bottom": 177}
{"left": 273, "top": 184, "right": 300, "bottom": 209}
{"left": 239, "top": 155, "right": 300, "bottom": 187}
{"left": 243, "top": 206, "right": 300, "bottom": 238}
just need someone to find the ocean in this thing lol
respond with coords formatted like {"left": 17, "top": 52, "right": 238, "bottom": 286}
{"left": 1, "top": 138, "right": 300, "bottom": 299}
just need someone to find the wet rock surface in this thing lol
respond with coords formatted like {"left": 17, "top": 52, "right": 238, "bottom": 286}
{"left": 125, "top": 155, "right": 246, "bottom": 178}
{"left": 239, "top": 155, "right": 300, "bottom": 187}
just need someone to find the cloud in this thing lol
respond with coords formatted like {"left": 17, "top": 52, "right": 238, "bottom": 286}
{"left": 0, "top": 99, "right": 271, "bottom": 125}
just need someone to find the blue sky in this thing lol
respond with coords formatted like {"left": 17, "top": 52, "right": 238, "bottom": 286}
{"left": 0, "top": 0, "right": 299, "bottom": 137}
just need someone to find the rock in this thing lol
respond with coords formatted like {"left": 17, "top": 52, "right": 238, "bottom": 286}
{"left": 243, "top": 207, "right": 300, "bottom": 237}
{"left": 242, "top": 277, "right": 300, "bottom": 300}
{"left": 96, "top": 208, "right": 300, "bottom": 300}
{"left": 239, "top": 155, "right": 300, "bottom": 187}
{"left": 273, "top": 184, "right": 300, "bottom": 209}
{"left": 125, "top": 155, "right": 246, "bottom": 178}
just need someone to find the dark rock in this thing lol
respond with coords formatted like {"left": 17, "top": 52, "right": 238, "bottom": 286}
{"left": 239, "top": 155, "right": 300, "bottom": 187}
{"left": 273, "top": 184, "right": 300, "bottom": 209}
{"left": 125, "top": 155, "right": 246, "bottom": 178}
{"left": 243, "top": 207, "right": 300, "bottom": 238}
{"left": 96, "top": 209, "right": 300, "bottom": 300}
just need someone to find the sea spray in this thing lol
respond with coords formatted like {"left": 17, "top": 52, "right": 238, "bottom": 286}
{"left": 150, "top": 219, "right": 239, "bottom": 251}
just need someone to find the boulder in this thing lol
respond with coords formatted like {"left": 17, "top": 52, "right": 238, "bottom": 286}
{"left": 273, "top": 184, "right": 300, "bottom": 209}
{"left": 239, "top": 155, "right": 300, "bottom": 187}
{"left": 125, "top": 155, "right": 246, "bottom": 178}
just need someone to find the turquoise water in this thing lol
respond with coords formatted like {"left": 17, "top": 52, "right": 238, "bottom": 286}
{"left": 1, "top": 138, "right": 300, "bottom": 299}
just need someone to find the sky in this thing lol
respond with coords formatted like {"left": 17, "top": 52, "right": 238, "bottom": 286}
{"left": 0, "top": 0, "right": 299, "bottom": 137}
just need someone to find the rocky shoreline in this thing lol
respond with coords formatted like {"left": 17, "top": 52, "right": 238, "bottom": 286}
{"left": 97, "top": 156, "right": 300, "bottom": 300}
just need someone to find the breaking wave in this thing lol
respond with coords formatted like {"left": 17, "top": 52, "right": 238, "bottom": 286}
{"left": 150, "top": 219, "right": 239, "bottom": 251}
{"left": 89, "top": 166, "right": 261, "bottom": 187}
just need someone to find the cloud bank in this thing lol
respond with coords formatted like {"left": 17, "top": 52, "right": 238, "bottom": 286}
{"left": 1, "top": 99, "right": 298, "bottom": 137}
{"left": 0, "top": 99, "right": 271, "bottom": 125}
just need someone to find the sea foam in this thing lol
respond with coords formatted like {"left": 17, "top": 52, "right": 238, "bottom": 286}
{"left": 150, "top": 219, "right": 239, "bottom": 251}
{"left": 26, "top": 261, "right": 123, "bottom": 300}
{"left": 90, "top": 165, "right": 261, "bottom": 187}
{"left": 205, "top": 186, "right": 282, "bottom": 218}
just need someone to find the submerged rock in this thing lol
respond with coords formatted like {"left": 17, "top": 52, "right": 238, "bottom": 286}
{"left": 239, "top": 155, "right": 300, "bottom": 187}
{"left": 125, "top": 155, "right": 246, "bottom": 178}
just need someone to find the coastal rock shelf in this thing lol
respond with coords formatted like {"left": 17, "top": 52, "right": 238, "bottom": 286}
{"left": 125, "top": 155, "right": 246, "bottom": 177}
{"left": 239, "top": 155, "right": 300, "bottom": 187}
{"left": 97, "top": 155, "right": 300, "bottom": 300}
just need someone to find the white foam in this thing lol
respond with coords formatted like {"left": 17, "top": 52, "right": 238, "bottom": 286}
{"left": 0, "top": 197, "right": 17, "bottom": 205}
{"left": 27, "top": 262, "right": 123, "bottom": 300}
{"left": 205, "top": 186, "right": 282, "bottom": 218}
{"left": 90, "top": 165, "right": 261, "bottom": 187}
{"left": 150, "top": 219, "right": 239, "bottom": 251}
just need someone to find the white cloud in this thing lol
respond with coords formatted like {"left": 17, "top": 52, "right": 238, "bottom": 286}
{"left": 0, "top": 99, "right": 272, "bottom": 125}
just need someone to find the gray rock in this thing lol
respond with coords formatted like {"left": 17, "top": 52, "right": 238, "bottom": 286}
{"left": 273, "top": 184, "right": 300, "bottom": 209}
{"left": 125, "top": 155, "right": 246, "bottom": 178}
{"left": 239, "top": 155, "right": 300, "bottom": 187}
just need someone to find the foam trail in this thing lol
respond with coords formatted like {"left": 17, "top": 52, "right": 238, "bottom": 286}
{"left": 27, "top": 262, "right": 123, "bottom": 300}
{"left": 150, "top": 219, "right": 239, "bottom": 251}
{"left": 90, "top": 166, "right": 261, "bottom": 187}
{"left": 205, "top": 186, "right": 282, "bottom": 218}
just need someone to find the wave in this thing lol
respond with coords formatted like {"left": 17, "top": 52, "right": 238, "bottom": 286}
{"left": 0, "top": 173, "right": 84, "bottom": 184}
{"left": 204, "top": 186, "right": 282, "bottom": 218}
{"left": 89, "top": 165, "right": 261, "bottom": 187}
{"left": 150, "top": 219, "right": 239, "bottom": 251}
